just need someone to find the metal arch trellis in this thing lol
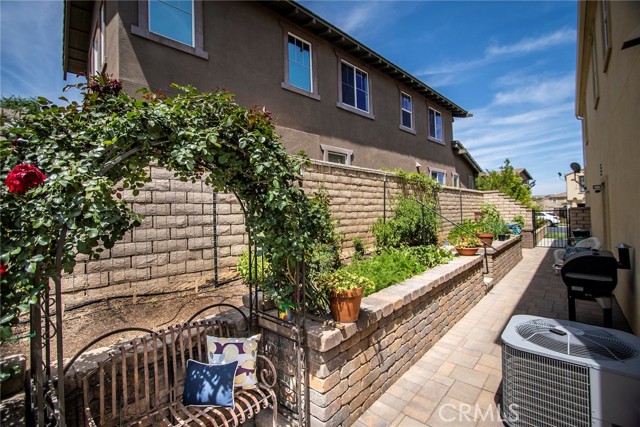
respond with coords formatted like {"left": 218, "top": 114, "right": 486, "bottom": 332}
{"left": 29, "top": 226, "right": 68, "bottom": 427}
{"left": 234, "top": 193, "right": 310, "bottom": 427}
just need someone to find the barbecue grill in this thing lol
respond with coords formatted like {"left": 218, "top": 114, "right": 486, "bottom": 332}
{"left": 560, "top": 249, "right": 618, "bottom": 327}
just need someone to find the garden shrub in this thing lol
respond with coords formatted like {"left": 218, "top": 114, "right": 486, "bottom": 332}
{"left": 352, "top": 238, "right": 365, "bottom": 260}
{"left": 342, "top": 245, "right": 453, "bottom": 295}
{"left": 476, "top": 204, "right": 509, "bottom": 235}
{"left": 371, "top": 195, "right": 438, "bottom": 248}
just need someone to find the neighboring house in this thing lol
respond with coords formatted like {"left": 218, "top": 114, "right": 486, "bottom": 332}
{"left": 565, "top": 170, "right": 586, "bottom": 207}
{"left": 514, "top": 168, "right": 534, "bottom": 188}
{"left": 62, "top": 0, "right": 482, "bottom": 188}
{"left": 533, "top": 193, "right": 567, "bottom": 211}
{"left": 576, "top": 0, "right": 640, "bottom": 333}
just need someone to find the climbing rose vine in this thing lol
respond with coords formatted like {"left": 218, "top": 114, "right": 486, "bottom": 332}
{"left": 0, "top": 75, "right": 337, "bottom": 342}
{"left": 5, "top": 163, "right": 46, "bottom": 194}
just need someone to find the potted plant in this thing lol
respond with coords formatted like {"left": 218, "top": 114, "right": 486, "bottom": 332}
{"left": 277, "top": 301, "right": 295, "bottom": 322}
{"left": 451, "top": 235, "right": 482, "bottom": 256}
{"left": 317, "top": 270, "right": 375, "bottom": 323}
{"left": 476, "top": 204, "right": 507, "bottom": 245}
{"left": 447, "top": 219, "right": 481, "bottom": 256}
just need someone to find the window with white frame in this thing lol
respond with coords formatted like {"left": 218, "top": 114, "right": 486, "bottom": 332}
{"left": 591, "top": 36, "right": 600, "bottom": 109}
{"left": 321, "top": 144, "right": 353, "bottom": 166}
{"left": 149, "top": 0, "right": 194, "bottom": 46}
{"left": 91, "top": 4, "right": 105, "bottom": 74}
{"left": 428, "top": 107, "right": 443, "bottom": 141}
{"left": 453, "top": 174, "right": 460, "bottom": 188}
{"left": 400, "top": 92, "right": 412, "bottom": 130}
{"left": 132, "top": 0, "right": 207, "bottom": 59}
{"left": 340, "top": 61, "right": 369, "bottom": 113}
{"left": 287, "top": 34, "right": 313, "bottom": 92}
{"left": 430, "top": 169, "right": 446, "bottom": 185}
{"left": 600, "top": 0, "right": 611, "bottom": 71}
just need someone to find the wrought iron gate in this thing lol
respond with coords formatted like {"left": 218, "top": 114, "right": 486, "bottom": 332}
{"left": 534, "top": 207, "right": 570, "bottom": 248}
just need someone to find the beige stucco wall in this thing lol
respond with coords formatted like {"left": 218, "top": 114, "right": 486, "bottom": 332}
{"left": 97, "top": 1, "right": 477, "bottom": 187}
{"left": 577, "top": 1, "right": 640, "bottom": 333}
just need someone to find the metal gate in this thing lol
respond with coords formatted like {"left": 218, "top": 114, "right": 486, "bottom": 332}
{"left": 534, "top": 207, "right": 570, "bottom": 248}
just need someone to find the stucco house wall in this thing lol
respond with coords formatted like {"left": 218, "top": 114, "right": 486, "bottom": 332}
{"left": 70, "top": 0, "right": 480, "bottom": 188}
{"left": 576, "top": 0, "right": 640, "bottom": 333}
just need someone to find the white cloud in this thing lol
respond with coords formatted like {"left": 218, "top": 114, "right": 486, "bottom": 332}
{"left": 486, "top": 28, "right": 576, "bottom": 56}
{"left": 416, "top": 27, "right": 576, "bottom": 76}
{"left": 492, "top": 74, "right": 575, "bottom": 106}
{"left": 334, "top": 3, "right": 379, "bottom": 34}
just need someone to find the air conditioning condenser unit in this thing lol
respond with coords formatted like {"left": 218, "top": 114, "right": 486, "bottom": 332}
{"left": 501, "top": 315, "right": 640, "bottom": 427}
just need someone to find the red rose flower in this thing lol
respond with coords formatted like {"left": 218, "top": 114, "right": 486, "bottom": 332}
{"left": 5, "top": 164, "right": 46, "bottom": 194}
{"left": 0, "top": 264, "right": 7, "bottom": 275}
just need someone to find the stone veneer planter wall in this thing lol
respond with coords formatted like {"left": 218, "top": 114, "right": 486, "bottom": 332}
{"left": 259, "top": 236, "right": 522, "bottom": 427}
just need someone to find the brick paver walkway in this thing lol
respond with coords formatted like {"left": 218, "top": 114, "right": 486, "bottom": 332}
{"left": 353, "top": 247, "right": 630, "bottom": 427}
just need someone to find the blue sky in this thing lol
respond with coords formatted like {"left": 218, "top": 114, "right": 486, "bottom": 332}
{"left": 1, "top": 1, "right": 581, "bottom": 196}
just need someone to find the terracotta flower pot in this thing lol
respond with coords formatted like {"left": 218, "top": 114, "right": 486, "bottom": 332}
{"left": 476, "top": 233, "right": 494, "bottom": 246}
{"left": 330, "top": 287, "right": 364, "bottom": 323}
{"left": 455, "top": 246, "right": 480, "bottom": 256}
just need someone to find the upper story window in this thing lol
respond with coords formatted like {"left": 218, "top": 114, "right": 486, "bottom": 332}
{"left": 288, "top": 34, "right": 312, "bottom": 92}
{"left": 600, "top": 0, "right": 611, "bottom": 71}
{"left": 131, "top": 0, "right": 207, "bottom": 59}
{"left": 468, "top": 175, "right": 476, "bottom": 190}
{"left": 428, "top": 107, "right": 443, "bottom": 142}
{"left": 341, "top": 61, "right": 369, "bottom": 113}
{"left": 452, "top": 174, "right": 460, "bottom": 188}
{"left": 400, "top": 92, "right": 413, "bottom": 130}
{"left": 149, "top": 0, "right": 194, "bottom": 46}
{"left": 91, "top": 4, "right": 105, "bottom": 75}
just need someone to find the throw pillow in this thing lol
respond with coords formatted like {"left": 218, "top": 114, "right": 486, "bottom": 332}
{"left": 182, "top": 359, "right": 238, "bottom": 408}
{"left": 206, "top": 334, "right": 260, "bottom": 389}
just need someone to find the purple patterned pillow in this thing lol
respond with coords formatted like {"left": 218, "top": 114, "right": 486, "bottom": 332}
{"left": 206, "top": 334, "right": 260, "bottom": 389}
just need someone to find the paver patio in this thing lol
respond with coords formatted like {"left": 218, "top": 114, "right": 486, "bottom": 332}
{"left": 353, "top": 247, "right": 630, "bottom": 427}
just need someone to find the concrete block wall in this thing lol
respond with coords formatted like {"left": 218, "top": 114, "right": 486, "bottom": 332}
{"left": 485, "top": 236, "right": 523, "bottom": 286}
{"left": 437, "top": 187, "right": 484, "bottom": 239}
{"left": 64, "top": 162, "right": 533, "bottom": 300}
{"left": 62, "top": 166, "right": 229, "bottom": 298}
{"left": 301, "top": 162, "right": 406, "bottom": 251}
{"left": 569, "top": 207, "right": 591, "bottom": 231}
{"left": 481, "top": 191, "right": 533, "bottom": 228}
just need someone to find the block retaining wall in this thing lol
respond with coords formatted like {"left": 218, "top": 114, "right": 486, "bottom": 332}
{"left": 569, "top": 207, "right": 591, "bottom": 232}
{"left": 260, "top": 238, "right": 522, "bottom": 426}
{"left": 64, "top": 162, "right": 533, "bottom": 301}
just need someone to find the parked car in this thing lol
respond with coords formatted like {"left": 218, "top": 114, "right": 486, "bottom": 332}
{"left": 536, "top": 211, "right": 561, "bottom": 227}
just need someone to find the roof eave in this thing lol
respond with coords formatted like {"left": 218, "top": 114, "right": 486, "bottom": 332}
{"left": 262, "top": 1, "right": 470, "bottom": 118}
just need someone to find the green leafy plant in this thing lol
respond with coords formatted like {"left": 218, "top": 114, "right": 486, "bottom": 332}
{"left": 511, "top": 215, "right": 526, "bottom": 229}
{"left": 316, "top": 270, "right": 375, "bottom": 295}
{"left": 352, "top": 238, "right": 365, "bottom": 261}
{"left": 447, "top": 219, "right": 481, "bottom": 247}
{"left": 371, "top": 195, "right": 438, "bottom": 249}
{"left": 476, "top": 204, "right": 508, "bottom": 235}
{"left": 476, "top": 159, "right": 535, "bottom": 208}
{"left": 341, "top": 245, "right": 453, "bottom": 295}
{"left": 236, "top": 250, "right": 271, "bottom": 284}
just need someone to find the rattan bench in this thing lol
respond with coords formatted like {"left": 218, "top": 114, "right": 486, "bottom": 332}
{"left": 77, "top": 305, "right": 277, "bottom": 427}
